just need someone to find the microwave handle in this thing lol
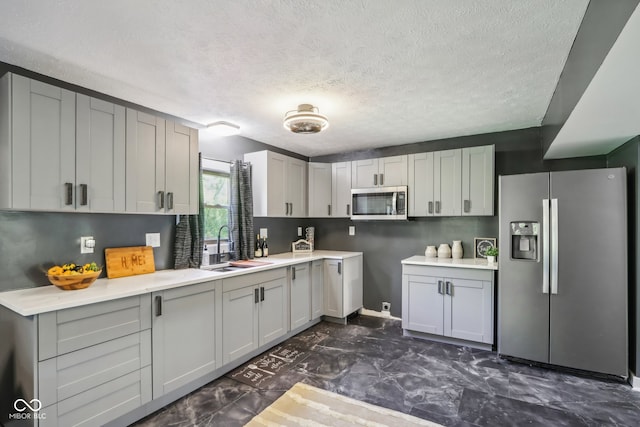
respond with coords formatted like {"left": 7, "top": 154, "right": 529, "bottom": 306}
{"left": 392, "top": 192, "right": 397, "bottom": 215}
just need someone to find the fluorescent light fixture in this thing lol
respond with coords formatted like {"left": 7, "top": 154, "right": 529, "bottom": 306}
{"left": 206, "top": 121, "right": 240, "bottom": 136}
{"left": 283, "top": 104, "right": 329, "bottom": 134}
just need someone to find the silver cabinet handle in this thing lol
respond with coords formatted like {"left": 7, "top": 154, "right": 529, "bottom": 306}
{"left": 167, "top": 192, "right": 174, "bottom": 210}
{"left": 337, "top": 261, "right": 342, "bottom": 275}
{"left": 379, "top": 173, "right": 384, "bottom": 186}
{"left": 435, "top": 201, "right": 441, "bottom": 214}
{"left": 155, "top": 295, "right": 162, "bottom": 316}
{"left": 347, "top": 204, "right": 350, "bottom": 216}
{"left": 289, "top": 202, "right": 293, "bottom": 216}
{"left": 328, "top": 204, "right": 331, "bottom": 216}
{"left": 373, "top": 174, "right": 378, "bottom": 186}
{"left": 292, "top": 266, "right": 296, "bottom": 280}
{"left": 428, "top": 201, "right": 433, "bottom": 214}
{"left": 80, "top": 184, "right": 88, "bottom": 206}
{"left": 551, "top": 198, "right": 559, "bottom": 295}
{"left": 438, "top": 280, "right": 443, "bottom": 294}
{"left": 285, "top": 202, "right": 288, "bottom": 215}
{"left": 260, "top": 286, "right": 265, "bottom": 302}
{"left": 446, "top": 281, "right": 452, "bottom": 296}
{"left": 542, "top": 199, "right": 550, "bottom": 294}
{"left": 158, "top": 191, "right": 165, "bottom": 209}
{"left": 464, "top": 199, "right": 470, "bottom": 213}
{"left": 65, "top": 182, "right": 73, "bottom": 206}
{"left": 254, "top": 288, "right": 260, "bottom": 304}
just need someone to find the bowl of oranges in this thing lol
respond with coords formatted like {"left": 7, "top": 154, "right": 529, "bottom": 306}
{"left": 47, "top": 262, "right": 102, "bottom": 291}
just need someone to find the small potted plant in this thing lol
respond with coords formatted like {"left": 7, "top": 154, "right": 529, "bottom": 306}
{"left": 485, "top": 247, "right": 499, "bottom": 265}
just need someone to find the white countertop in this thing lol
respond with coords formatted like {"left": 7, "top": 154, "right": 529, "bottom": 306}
{"left": 401, "top": 255, "right": 498, "bottom": 270}
{"left": 0, "top": 250, "right": 362, "bottom": 316}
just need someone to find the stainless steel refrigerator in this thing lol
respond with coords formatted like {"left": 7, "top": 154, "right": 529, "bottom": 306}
{"left": 498, "top": 168, "right": 627, "bottom": 379}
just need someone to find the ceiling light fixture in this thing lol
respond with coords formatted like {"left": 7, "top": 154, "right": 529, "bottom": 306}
{"left": 283, "top": 104, "right": 329, "bottom": 134}
{"left": 206, "top": 121, "right": 241, "bottom": 136}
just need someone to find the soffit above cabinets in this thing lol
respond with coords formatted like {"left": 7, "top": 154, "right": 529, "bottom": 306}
{"left": 0, "top": 0, "right": 588, "bottom": 157}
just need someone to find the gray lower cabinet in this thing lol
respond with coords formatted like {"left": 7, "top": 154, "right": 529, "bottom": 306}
{"left": 36, "top": 294, "right": 152, "bottom": 427}
{"left": 402, "top": 265, "right": 494, "bottom": 347}
{"left": 324, "top": 255, "right": 363, "bottom": 319}
{"left": 222, "top": 268, "right": 288, "bottom": 365}
{"left": 151, "top": 280, "right": 220, "bottom": 398}
{"left": 290, "top": 263, "right": 311, "bottom": 330}
{"left": 311, "top": 260, "right": 324, "bottom": 320}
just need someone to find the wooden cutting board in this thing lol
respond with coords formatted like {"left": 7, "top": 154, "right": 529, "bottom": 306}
{"left": 229, "top": 260, "right": 272, "bottom": 268}
{"left": 105, "top": 246, "right": 156, "bottom": 279}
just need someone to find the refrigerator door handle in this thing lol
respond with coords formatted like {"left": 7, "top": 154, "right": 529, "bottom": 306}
{"left": 542, "top": 198, "right": 550, "bottom": 294}
{"left": 551, "top": 198, "right": 559, "bottom": 294}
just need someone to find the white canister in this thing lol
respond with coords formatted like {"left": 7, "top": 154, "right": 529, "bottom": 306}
{"left": 425, "top": 245, "right": 437, "bottom": 258}
{"left": 452, "top": 240, "right": 463, "bottom": 259}
{"left": 437, "top": 243, "right": 451, "bottom": 258}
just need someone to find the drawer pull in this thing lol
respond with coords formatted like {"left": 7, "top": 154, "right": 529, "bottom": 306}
{"left": 155, "top": 295, "right": 162, "bottom": 316}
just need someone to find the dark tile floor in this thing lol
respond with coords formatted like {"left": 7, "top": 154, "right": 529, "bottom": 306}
{"left": 133, "top": 316, "right": 640, "bottom": 426}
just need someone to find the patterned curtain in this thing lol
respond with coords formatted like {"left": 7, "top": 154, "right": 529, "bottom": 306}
{"left": 174, "top": 154, "right": 204, "bottom": 269}
{"left": 229, "top": 160, "right": 254, "bottom": 260}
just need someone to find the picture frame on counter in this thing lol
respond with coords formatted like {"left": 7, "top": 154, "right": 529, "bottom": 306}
{"left": 292, "top": 239, "right": 313, "bottom": 253}
{"left": 474, "top": 237, "right": 496, "bottom": 259}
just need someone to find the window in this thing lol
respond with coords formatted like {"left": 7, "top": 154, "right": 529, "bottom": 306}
{"left": 202, "top": 161, "right": 230, "bottom": 242}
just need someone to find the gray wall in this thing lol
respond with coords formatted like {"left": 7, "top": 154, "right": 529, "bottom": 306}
{"left": 256, "top": 127, "right": 607, "bottom": 318}
{"left": 0, "top": 212, "right": 175, "bottom": 292}
{"left": 607, "top": 136, "right": 640, "bottom": 374}
{"left": 541, "top": 0, "right": 639, "bottom": 154}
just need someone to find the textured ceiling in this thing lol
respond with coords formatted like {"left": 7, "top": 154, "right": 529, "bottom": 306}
{"left": 0, "top": 0, "right": 589, "bottom": 157}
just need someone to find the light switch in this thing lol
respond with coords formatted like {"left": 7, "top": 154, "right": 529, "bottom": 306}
{"left": 146, "top": 233, "right": 161, "bottom": 248}
{"left": 349, "top": 226, "right": 355, "bottom": 236}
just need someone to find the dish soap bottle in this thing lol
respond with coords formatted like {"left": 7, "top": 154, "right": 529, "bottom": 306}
{"left": 202, "top": 245, "right": 210, "bottom": 266}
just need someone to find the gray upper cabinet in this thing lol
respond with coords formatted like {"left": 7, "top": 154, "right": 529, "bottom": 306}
{"left": 461, "top": 145, "right": 494, "bottom": 216}
{"left": 290, "top": 263, "right": 311, "bottom": 330}
{"left": 308, "top": 162, "right": 332, "bottom": 217}
{"left": 165, "top": 121, "right": 199, "bottom": 214}
{"left": 76, "top": 94, "right": 126, "bottom": 212}
{"left": 408, "top": 152, "right": 434, "bottom": 216}
{"left": 245, "top": 150, "right": 308, "bottom": 217}
{"left": 332, "top": 161, "right": 352, "bottom": 217}
{"left": 152, "top": 281, "right": 220, "bottom": 398}
{"left": 351, "top": 155, "right": 407, "bottom": 188}
{"left": 0, "top": 73, "right": 76, "bottom": 210}
{"left": 434, "top": 149, "right": 462, "bottom": 216}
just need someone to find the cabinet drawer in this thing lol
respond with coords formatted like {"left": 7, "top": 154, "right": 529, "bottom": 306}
{"left": 40, "top": 366, "right": 151, "bottom": 427}
{"left": 38, "top": 294, "right": 151, "bottom": 360}
{"left": 39, "top": 330, "right": 151, "bottom": 404}
{"left": 222, "top": 267, "right": 286, "bottom": 293}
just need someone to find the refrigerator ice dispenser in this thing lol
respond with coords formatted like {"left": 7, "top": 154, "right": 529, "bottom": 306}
{"left": 510, "top": 222, "right": 538, "bottom": 261}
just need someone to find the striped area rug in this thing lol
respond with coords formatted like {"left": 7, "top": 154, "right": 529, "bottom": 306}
{"left": 245, "top": 382, "right": 443, "bottom": 426}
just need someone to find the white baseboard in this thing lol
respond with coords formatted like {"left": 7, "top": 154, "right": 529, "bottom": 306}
{"left": 359, "top": 308, "right": 401, "bottom": 321}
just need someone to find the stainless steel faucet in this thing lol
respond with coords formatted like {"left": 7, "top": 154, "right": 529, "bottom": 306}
{"left": 215, "top": 224, "right": 230, "bottom": 264}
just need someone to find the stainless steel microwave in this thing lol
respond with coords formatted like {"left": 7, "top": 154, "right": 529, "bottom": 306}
{"left": 350, "top": 186, "right": 407, "bottom": 220}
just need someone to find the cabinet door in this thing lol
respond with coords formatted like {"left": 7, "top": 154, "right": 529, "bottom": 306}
{"left": 401, "top": 274, "right": 444, "bottom": 335}
{"left": 290, "top": 263, "right": 311, "bottom": 329}
{"left": 166, "top": 121, "right": 198, "bottom": 214}
{"left": 308, "top": 162, "right": 332, "bottom": 217}
{"left": 311, "top": 260, "right": 324, "bottom": 319}
{"left": 433, "top": 149, "right": 461, "bottom": 216}
{"left": 332, "top": 161, "right": 352, "bottom": 217}
{"left": 378, "top": 155, "right": 408, "bottom": 186}
{"left": 408, "top": 152, "right": 434, "bottom": 216}
{"left": 323, "top": 260, "right": 343, "bottom": 318}
{"left": 126, "top": 109, "right": 166, "bottom": 213}
{"left": 444, "top": 278, "right": 493, "bottom": 344}
{"left": 342, "top": 255, "right": 363, "bottom": 316}
{"left": 287, "top": 157, "right": 307, "bottom": 217}
{"left": 152, "top": 281, "right": 217, "bottom": 397}
{"left": 351, "top": 158, "right": 379, "bottom": 188}
{"left": 267, "top": 152, "right": 288, "bottom": 216}
{"left": 11, "top": 74, "right": 76, "bottom": 210}
{"left": 76, "top": 95, "right": 126, "bottom": 212}
{"left": 259, "top": 275, "right": 288, "bottom": 346}
{"left": 222, "top": 285, "right": 259, "bottom": 364}
{"left": 462, "top": 145, "right": 494, "bottom": 216}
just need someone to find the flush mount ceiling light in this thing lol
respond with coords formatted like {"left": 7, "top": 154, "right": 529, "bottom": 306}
{"left": 283, "top": 104, "right": 329, "bottom": 134}
{"left": 206, "top": 121, "right": 241, "bottom": 136}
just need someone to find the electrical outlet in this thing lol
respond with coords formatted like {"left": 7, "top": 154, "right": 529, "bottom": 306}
{"left": 382, "top": 302, "right": 391, "bottom": 312}
{"left": 297, "top": 227, "right": 302, "bottom": 236}
{"left": 146, "top": 233, "right": 161, "bottom": 248}
{"left": 349, "top": 226, "right": 355, "bottom": 236}
{"left": 260, "top": 228, "right": 268, "bottom": 238}
{"left": 80, "top": 236, "right": 95, "bottom": 254}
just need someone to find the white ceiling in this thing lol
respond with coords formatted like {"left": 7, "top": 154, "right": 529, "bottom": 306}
{"left": 0, "top": 0, "right": 590, "bottom": 157}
